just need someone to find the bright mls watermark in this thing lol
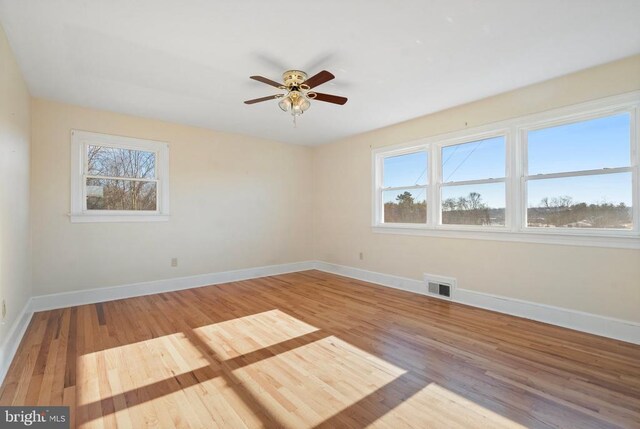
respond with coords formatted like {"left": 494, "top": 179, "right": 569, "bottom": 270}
{"left": 0, "top": 407, "right": 69, "bottom": 428}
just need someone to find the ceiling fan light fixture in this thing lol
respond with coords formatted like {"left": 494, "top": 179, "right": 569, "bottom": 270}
{"left": 278, "top": 96, "right": 292, "bottom": 112}
{"left": 279, "top": 91, "right": 310, "bottom": 116}
{"left": 294, "top": 94, "right": 311, "bottom": 114}
{"left": 245, "top": 69, "right": 347, "bottom": 125}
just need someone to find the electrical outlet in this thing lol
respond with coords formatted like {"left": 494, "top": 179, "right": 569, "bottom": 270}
{"left": 171, "top": 257, "right": 178, "bottom": 267}
{"left": 359, "top": 252, "right": 364, "bottom": 260}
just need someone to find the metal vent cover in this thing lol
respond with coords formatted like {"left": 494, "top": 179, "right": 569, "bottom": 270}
{"left": 424, "top": 273, "right": 456, "bottom": 300}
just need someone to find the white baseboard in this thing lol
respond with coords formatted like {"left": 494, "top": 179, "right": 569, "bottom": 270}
{"left": 31, "top": 261, "right": 316, "bottom": 312}
{"left": 314, "top": 261, "right": 426, "bottom": 295}
{"left": 0, "top": 260, "right": 309, "bottom": 386}
{"left": 314, "top": 261, "right": 640, "bottom": 345}
{"left": 0, "top": 299, "right": 34, "bottom": 385}
{"left": 454, "top": 288, "right": 640, "bottom": 345}
{"left": 3, "top": 259, "right": 636, "bottom": 388}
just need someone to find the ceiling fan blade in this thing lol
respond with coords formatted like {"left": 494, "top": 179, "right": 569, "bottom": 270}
{"left": 244, "top": 95, "right": 281, "bottom": 104}
{"left": 304, "top": 70, "right": 335, "bottom": 89}
{"left": 250, "top": 75, "right": 284, "bottom": 88}
{"left": 312, "top": 92, "right": 348, "bottom": 105}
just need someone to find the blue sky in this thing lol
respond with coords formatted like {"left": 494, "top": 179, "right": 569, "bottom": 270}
{"left": 528, "top": 113, "right": 630, "bottom": 174}
{"left": 383, "top": 113, "right": 632, "bottom": 207}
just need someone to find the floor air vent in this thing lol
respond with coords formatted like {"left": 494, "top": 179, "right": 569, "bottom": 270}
{"left": 428, "top": 281, "right": 451, "bottom": 297}
{"left": 424, "top": 273, "right": 456, "bottom": 300}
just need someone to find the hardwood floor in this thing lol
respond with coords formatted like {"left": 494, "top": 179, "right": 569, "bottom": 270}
{"left": 1, "top": 270, "right": 639, "bottom": 428}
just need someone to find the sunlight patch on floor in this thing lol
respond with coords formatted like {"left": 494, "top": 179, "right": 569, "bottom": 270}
{"left": 79, "top": 332, "right": 210, "bottom": 380}
{"left": 193, "top": 309, "right": 319, "bottom": 360}
{"left": 220, "top": 333, "right": 407, "bottom": 428}
{"left": 76, "top": 311, "right": 324, "bottom": 428}
{"left": 75, "top": 311, "right": 526, "bottom": 429}
{"left": 76, "top": 332, "right": 218, "bottom": 428}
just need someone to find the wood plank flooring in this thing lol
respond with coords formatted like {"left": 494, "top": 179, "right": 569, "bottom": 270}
{"left": 1, "top": 270, "right": 639, "bottom": 428}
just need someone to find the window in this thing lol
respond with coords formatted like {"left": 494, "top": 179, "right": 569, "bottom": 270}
{"left": 71, "top": 130, "right": 170, "bottom": 222}
{"left": 525, "top": 113, "right": 633, "bottom": 230}
{"left": 378, "top": 149, "right": 428, "bottom": 224}
{"left": 440, "top": 136, "right": 506, "bottom": 226}
{"left": 372, "top": 91, "right": 640, "bottom": 248}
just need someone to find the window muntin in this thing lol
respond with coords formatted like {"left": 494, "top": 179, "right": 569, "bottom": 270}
{"left": 525, "top": 113, "right": 634, "bottom": 231}
{"left": 71, "top": 130, "right": 169, "bottom": 222}
{"left": 378, "top": 149, "right": 428, "bottom": 225}
{"left": 439, "top": 136, "right": 507, "bottom": 227}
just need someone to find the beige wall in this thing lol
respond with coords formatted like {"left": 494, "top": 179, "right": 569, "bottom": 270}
{"left": 31, "top": 99, "right": 314, "bottom": 295}
{"left": 25, "top": 54, "right": 640, "bottom": 324}
{"left": 0, "top": 25, "right": 31, "bottom": 342}
{"left": 312, "top": 55, "right": 640, "bottom": 323}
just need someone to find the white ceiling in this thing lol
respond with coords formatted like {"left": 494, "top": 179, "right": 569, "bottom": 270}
{"left": 1, "top": 1, "right": 639, "bottom": 145}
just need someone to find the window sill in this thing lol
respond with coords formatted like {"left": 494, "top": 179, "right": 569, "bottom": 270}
{"left": 372, "top": 225, "right": 640, "bottom": 249}
{"left": 70, "top": 214, "right": 170, "bottom": 223}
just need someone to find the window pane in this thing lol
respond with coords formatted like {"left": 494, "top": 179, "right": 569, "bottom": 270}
{"left": 441, "top": 183, "right": 505, "bottom": 226}
{"left": 87, "top": 145, "right": 156, "bottom": 179}
{"left": 442, "top": 136, "right": 505, "bottom": 182}
{"left": 383, "top": 151, "right": 427, "bottom": 188}
{"left": 528, "top": 113, "right": 630, "bottom": 175}
{"left": 383, "top": 188, "right": 427, "bottom": 223}
{"left": 87, "top": 178, "right": 157, "bottom": 211}
{"left": 527, "top": 172, "right": 632, "bottom": 229}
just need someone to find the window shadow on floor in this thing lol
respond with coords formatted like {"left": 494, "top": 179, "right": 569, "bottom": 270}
{"left": 5, "top": 270, "right": 636, "bottom": 428}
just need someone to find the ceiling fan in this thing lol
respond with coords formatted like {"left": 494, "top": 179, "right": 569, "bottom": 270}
{"left": 244, "top": 70, "right": 348, "bottom": 125}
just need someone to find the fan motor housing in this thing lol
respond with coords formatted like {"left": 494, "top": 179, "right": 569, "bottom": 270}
{"left": 282, "top": 70, "right": 307, "bottom": 88}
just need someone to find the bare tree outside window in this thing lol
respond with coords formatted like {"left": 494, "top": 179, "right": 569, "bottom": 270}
{"left": 442, "top": 191, "right": 505, "bottom": 226}
{"left": 441, "top": 181, "right": 506, "bottom": 226}
{"left": 385, "top": 188, "right": 629, "bottom": 229}
{"left": 86, "top": 145, "right": 157, "bottom": 211}
{"left": 528, "top": 195, "right": 632, "bottom": 229}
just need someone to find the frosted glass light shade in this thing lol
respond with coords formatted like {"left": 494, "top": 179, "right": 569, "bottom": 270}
{"left": 278, "top": 97, "right": 292, "bottom": 112}
{"left": 279, "top": 91, "right": 311, "bottom": 116}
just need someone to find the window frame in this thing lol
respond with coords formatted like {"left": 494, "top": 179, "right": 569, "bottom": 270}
{"left": 372, "top": 91, "right": 640, "bottom": 249}
{"left": 435, "top": 129, "right": 511, "bottom": 231}
{"left": 373, "top": 144, "right": 430, "bottom": 227}
{"left": 70, "top": 130, "right": 170, "bottom": 223}
{"left": 520, "top": 108, "right": 637, "bottom": 237}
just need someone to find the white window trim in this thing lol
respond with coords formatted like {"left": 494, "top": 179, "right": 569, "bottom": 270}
{"left": 374, "top": 144, "right": 430, "bottom": 227}
{"left": 70, "top": 130, "right": 170, "bottom": 223}
{"left": 372, "top": 91, "right": 640, "bottom": 249}
{"left": 436, "top": 129, "right": 510, "bottom": 229}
